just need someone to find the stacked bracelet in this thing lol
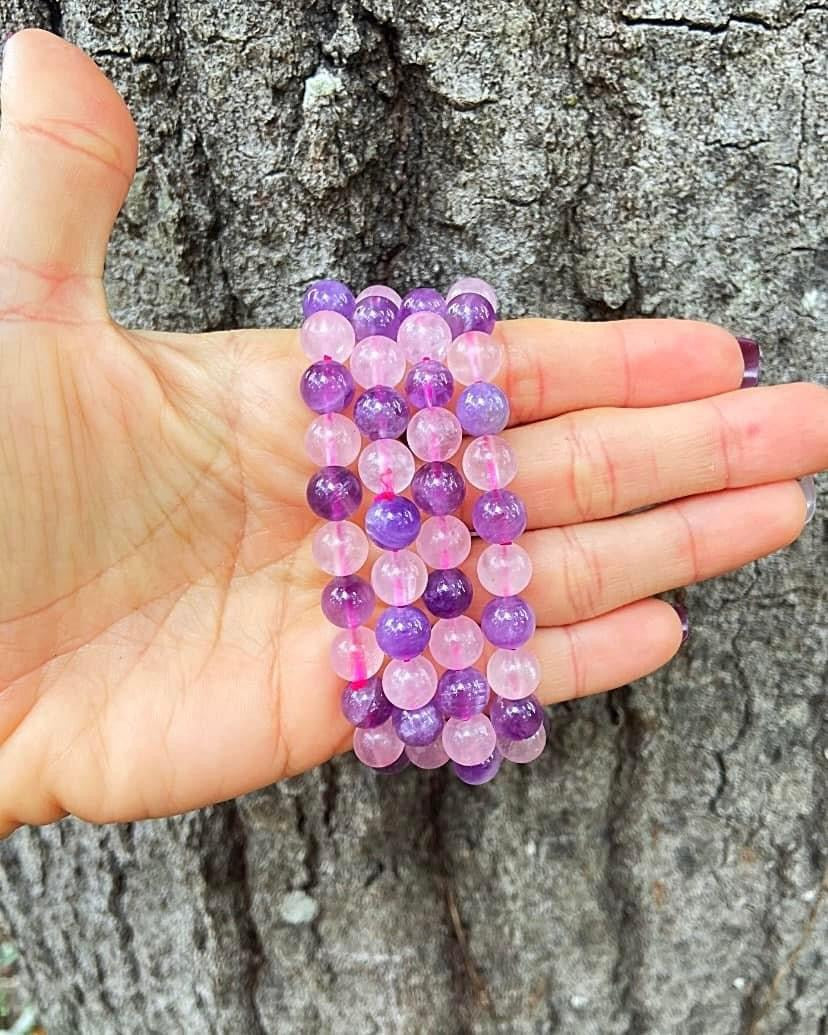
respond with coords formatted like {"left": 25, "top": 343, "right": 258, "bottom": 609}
{"left": 300, "top": 277, "right": 544, "bottom": 784}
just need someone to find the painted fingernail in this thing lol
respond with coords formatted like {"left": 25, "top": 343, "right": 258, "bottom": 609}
{"left": 737, "top": 337, "right": 762, "bottom": 388}
{"left": 671, "top": 603, "right": 690, "bottom": 645}
{"left": 799, "top": 475, "right": 817, "bottom": 524}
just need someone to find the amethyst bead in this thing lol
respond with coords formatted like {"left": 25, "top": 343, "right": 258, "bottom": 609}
{"left": 490, "top": 694, "right": 544, "bottom": 741}
{"left": 424, "top": 568, "right": 473, "bottom": 619}
{"left": 354, "top": 386, "right": 409, "bottom": 440}
{"left": 302, "top": 278, "right": 355, "bottom": 320}
{"left": 376, "top": 605, "right": 431, "bottom": 660}
{"left": 400, "top": 286, "right": 447, "bottom": 319}
{"left": 365, "top": 495, "right": 421, "bottom": 550}
{"left": 472, "top": 490, "right": 528, "bottom": 543}
{"left": 411, "top": 461, "right": 466, "bottom": 516}
{"left": 453, "top": 748, "right": 502, "bottom": 785}
{"left": 456, "top": 382, "right": 510, "bottom": 436}
{"left": 481, "top": 594, "right": 536, "bottom": 648}
{"left": 300, "top": 360, "right": 355, "bottom": 414}
{"left": 306, "top": 466, "right": 362, "bottom": 521}
{"left": 392, "top": 702, "right": 444, "bottom": 746}
{"left": 341, "top": 676, "right": 393, "bottom": 728}
{"left": 445, "top": 292, "right": 496, "bottom": 337}
{"left": 321, "top": 575, "right": 375, "bottom": 628}
{"left": 352, "top": 294, "right": 401, "bottom": 341}
{"left": 435, "top": 666, "right": 489, "bottom": 719}
{"left": 404, "top": 360, "right": 455, "bottom": 409}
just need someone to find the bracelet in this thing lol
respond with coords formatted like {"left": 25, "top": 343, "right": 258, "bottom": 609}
{"left": 300, "top": 278, "right": 544, "bottom": 784}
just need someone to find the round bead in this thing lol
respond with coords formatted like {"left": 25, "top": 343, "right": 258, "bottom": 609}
{"left": 416, "top": 515, "right": 471, "bottom": 569}
{"left": 330, "top": 626, "right": 384, "bottom": 681}
{"left": 423, "top": 567, "right": 473, "bottom": 619}
{"left": 472, "top": 489, "right": 528, "bottom": 544}
{"left": 306, "top": 466, "right": 362, "bottom": 521}
{"left": 445, "top": 292, "right": 496, "bottom": 338}
{"left": 356, "top": 284, "right": 402, "bottom": 308}
{"left": 382, "top": 656, "right": 438, "bottom": 710}
{"left": 358, "top": 439, "right": 415, "bottom": 494}
{"left": 456, "top": 381, "right": 510, "bottom": 436}
{"left": 352, "top": 294, "right": 401, "bottom": 341}
{"left": 300, "top": 359, "right": 355, "bottom": 414}
{"left": 312, "top": 521, "right": 369, "bottom": 576}
{"left": 498, "top": 723, "right": 546, "bottom": 763}
{"left": 365, "top": 495, "right": 421, "bottom": 550}
{"left": 447, "top": 277, "right": 498, "bottom": 313}
{"left": 407, "top": 407, "right": 463, "bottom": 462}
{"left": 302, "top": 278, "right": 355, "bottom": 320}
{"left": 447, "top": 332, "right": 503, "bottom": 386}
{"left": 371, "top": 549, "right": 428, "bottom": 606}
{"left": 490, "top": 693, "right": 544, "bottom": 741}
{"left": 442, "top": 714, "right": 497, "bottom": 766}
{"left": 481, "top": 594, "right": 536, "bottom": 649}
{"left": 300, "top": 310, "right": 356, "bottom": 363}
{"left": 462, "top": 434, "right": 517, "bottom": 490}
{"left": 477, "top": 543, "right": 533, "bottom": 597}
{"left": 403, "top": 359, "right": 455, "bottom": 410}
{"left": 349, "top": 335, "right": 407, "bottom": 389}
{"left": 321, "top": 574, "right": 375, "bottom": 628}
{"left": 452, "top": 748, "right": 502, "bottom": 785}
{"left": 371, "top": 752, "right": 411, "bottom": 775}
{"left": 429, "top": 616, "right": 484, "bottom": 669}
{"left": 411, "top": 461, "right": 466, "bottom": 516}
{"left": 398, "top": 312, "right": 453, "bottom": 364}
{"left": 304, "top": 413, "right": 361, "bottom": 467}
{"left": 392, "top": 702, "right": 444, "bottom": 747}
{"left": 354, "top": 386, "right": 409, "bottom": 441}
{"left": 400, "top": 286, "right": 447, "bottom": 320}
{"left": 434, "top": 666, "right": 489, "bottom": 719}
{"left": 375, "top": 605, "right": 431, "bottom": 661}
{"left": 341, "top": 676, "right": 393, "bottom": 728}
{"left": 406, "top": 740, "right": 449, "bottom": 769}
{"left": 353, "top": 718, "right": 404, "bottom": 768}
{"left": 487, "top": 646, "right": 542, "bottom": 700}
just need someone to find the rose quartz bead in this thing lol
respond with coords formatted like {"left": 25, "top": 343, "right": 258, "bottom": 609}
{"left": 477, "top": 543, "right": 533, "bottom": 597}
{"left": 406, "top": 739, "right": 450, "bottom": 769}
{"left": 446, "top": 332, "right": 502, "bottom": 385}
{"left": 429, "top": 616, "right": 484, "bottom": 668}
{"left": 383, "top": 656, "right": 438, "bottom": 709}
{"left": 350, "top": 335, "right": 407, "bottom": 389}
{"left": 407, "top": 407, "right": 463, "bottom": 462}
{"left": 353, "top": 718, "right": 405, "bottom": 767}
{"left": 356, "top": 284, "right": 403, "bottom": 309}
{"left": 312, "top": 521, "right": 369, "bottom": 576}
{"left": 462, "top": 434, "right": 517, "bottom": 491}
{"left": 416, "top": 515, "right": 471, "bottom": 569}
{"left": 442, "top": 714, "right": 497, "bottom": 766}
{"left": 398, "top": 311, "right": 453, "bottom": 364}
{"left": 304, "top": 413, "right": 361, "bottom": 467}
{"left": 330, "top": 626, "right": 384, "bottom": 681}
{"left": 358, "top": 439, "right": 415, "bottom": 494}
{"left": 300, "top": 310, "right": 356, "bottom": 363}
{"left": 498, "top": 723, "right": 546, "bottom": 763}
{"left": 371, "top": 549, "right": 428, "bottom": 606}
{"left": 487, "top": 646, "right": 542, "bottom": 699}
{"left": 447, "top": 277, "right": 498, "bottom": 313}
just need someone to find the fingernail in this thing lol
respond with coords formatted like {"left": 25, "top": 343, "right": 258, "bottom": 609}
{"left": 737, "top": 337, "right": 762, "bottom": 388}
{"left": 671, "top": 603, "right": 690, "bottom": 645}
{"left": 799, "top": 475, "right": 817, "bottom": 524}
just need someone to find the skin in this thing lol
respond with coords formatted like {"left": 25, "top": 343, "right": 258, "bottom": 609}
{"left": 0, "top": 29, "right": 825, "bottom": 836}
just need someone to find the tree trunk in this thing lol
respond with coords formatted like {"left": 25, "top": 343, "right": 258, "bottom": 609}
{"left": 0, "top": 1, "right": 826, "bottom": 1032}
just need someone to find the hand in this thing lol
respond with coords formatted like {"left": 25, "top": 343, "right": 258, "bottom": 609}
{"left": 0, "top": 29, "right": 824, "bottom": 835}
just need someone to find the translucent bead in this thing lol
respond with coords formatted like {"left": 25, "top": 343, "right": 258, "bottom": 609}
{"left": 429, "top": 616, "right": 484, "bottom": 669}
{"left": 416, "top": 515, "right": 471, "bottom": 570}
{"left": 392, "top": 702, "right": 444, "bottom": 746}
{"left": 312, "top": 520, "right": 369, "bottom": 576}
{"left": 406, "top": 740, "right": 449, "bottom": 769}
{"left": 398, "top": 311, "right": 453, "bottom": 364}
{"left": 477, "top": 543, "right": 533, "bottom": 597}
{"left": 353, "top": 718, "right": 404, "bottom": 768}
{"left": 490, "top": 693, "right": 544, "bottom": 740}
{"left": 372, "top": 752, "right": 411, "bottom": 775}
{"left": 356, "top": 284, "right": 402, "bottom": 308}
{"left": 481, "top": 595, "right": 536, "bottom": 649}
{"left": 365, "top": 495, "right": 421, "bottom": 550}
{"left": 423, "top": 567, "right": 473, "bottom": 619}
{"left": 358, "top": 439, "right": 415, "bottom": 494}
{"left": 400, "top": 286, "right": 447, "bottom": 320}
{"left": 341, "top": 676, "right": 393, "bottom": 728}
{"left": 487, "top": 646, "right": 542, "bottom": 699}
{"left": 447, "top": 277, "right": 498, "bottom": 313}
{"left": 371, "top": 550, "right": 428, "bottom": 606}
{"left": 330, "top": 626, "right": 384, "bottom": 681}
{"left": 411, "top": 461, "right": 465, "bottom": 516}
{"left": 306, "top": 466, "right": 362, "bottom": 521}
{"left": 434, "top": 666, "right": 489, "bottom": 719}
{"left": 462, "top": 434, "right": 517, "bottom": 491}
{"left": 472, "top": 490, "right": 528, "bottom": 544}
{"left": 403, "top": 360, "right": 454, "bottom": 410}
{"left": 304, "top": 413, "right": 361, "bottom": 467}
{"left": 300, "top": 359, "right": 355, "bottom": 414}
{"left": 350, "top": 335, "right": 406, "bottom": 389}
{"left": 302, "top": 279, "right": 355, "bottom": 320}
{"left": 352, "top": 294, "right": 401, "bottom": 341}
{"left": 375, "top": 605, "right": 431, "bottom": 661}
{"left": 456, "top": 381, "right": 510, "bottom": 436}
{"left": 498, "top": 723, "right": 546, "bottom": 763}
{"left": 452, "top": 748, "right": 502, "bottom": 785}
{"left": 445, "top": 292, "right": 496, "bottom": 338}
{"left": 442, "top": 713, "right": 497, "bottom": 766}
{"left": 383, "top": 656, "right": 438, "bottom": 710}
{"left": 321, "top": 575, "right": 375, "bottom": 628}
{"left": 446, "top": 332, "right": 502, "bottom": 386}
{"left": 300, "top": 310, "right": 356, "bottom": 363}
{"left": 353, "top": 386, "right": 409, "bottom": 440}
{"left": 407, "top": 407, "right": 463, "bottom": 462}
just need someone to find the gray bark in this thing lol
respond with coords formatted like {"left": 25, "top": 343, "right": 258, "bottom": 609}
{"left": 0, "top": 1, "right": 826, "bottom": 1032}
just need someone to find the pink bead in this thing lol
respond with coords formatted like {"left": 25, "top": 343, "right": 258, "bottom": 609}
{"left": 349, "top": 335, "right": 407, "bottom": 389}
{"left": 330, "top": 626, "right": 384, "bottom": 681}
{"left": 304, "top": 413, "right": 361, "bottom": 467}
{"left": 416, "top": 516, "right": 471, "bottom": 569}
{"left": 383, "top": 656, "right": 438, "bottom": 709}
{"left": 300, "top": 310, "right": 356, "bottom": 363}
{"left": 407, "top": 407, "right": 463, "bottom": 462}
{"left": 462, "top": 434, "right": 517, "bottom": 490}
{"left": 356, "top": 284, "right": 403, "bottom": 309}
{"left": 447, "top": 277, "right": 498, "bottom": 313}
{"left": 353, "top": 718, "right": 405, "bottom": 767}
{"left": 312, "top": 521, "right": 369, "bottom": 576}
{"left": 358, "top": 439, "right": 415, "bottom": 494}
{"left": 446, "top": 331, "right": 502, "bottom": 385}
{"left": 442, "top": 714, "right": 497, "bottom": 766}
{"left": 371, "top": 549, "right": 428, "bottom": 605}
{"left": 477, "top": 543, "right": 533, "bottom": 596}
{"left": 398, "top": 312, "right": 453, "bottom": 364}
{"left": 487, "top": 646, "right": 541, "bottom": 699}
{"left": 429, "top": 616, "right": 484, "bottom": 668}
{"left": 406, "top": 740, "right": 449, "bottom": 769}
{"left": 498, "top": 723, "right": 546, "bottom": 763}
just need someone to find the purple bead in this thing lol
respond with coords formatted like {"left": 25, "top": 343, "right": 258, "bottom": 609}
{"left": 403, "top": 359, "right": 455, "bottom": 409}
{"left": 481, "top": 594, "right": 536, "bottom": 648}
{"left": 445, "top": 292, "right": 496, "bottom": 338}
{"left": 341, "top": 676, "right": 393, "bottom": 728}
{"left": 354, "top": 386, "right": 409, "bottom": 440}
{"left": 400, "top": 287, "right": 447, "bottom": 319}
{"left": 452, "top": 748, "right": 502, "bottom": 785}
{"left": 371, "top": 752, "right": 411, "bottom": 775}
{"left": 321, "top": 575, "right": 375, "bottom": 628}
{"left": 424, "top": 568, "right": 473, "bottom": 619}
{"left": 392, "top": 702, "right": 444, "bottom": 746}
{"left": 456, "top": 382, "right": 510, "bottom": 436}
{"left": 302, "top": 278, "right": 355, "bottom": 320}
{"left": 435, "top": 666, "right": 489, "bottom": 719}
{"left": 306, "top": 466, "right": 362, "bottom": 521}
{"left": 376, "top": 605, "right": 431, "bottom": 660}
{"left": 490, "top": 694, "right": 544, "bottom": 740}
{"left": 300, "top": 359, "right": 355, "bottom": 414}
{"left": 365, "top": 495, "right": 421, "bottom": 550}
{"left": 351, "top": 294, "right": 401, "bottom": 341}
{"left": 473, "top": 490, "right": 527, "bottom": 544}
{"left": 411, "top": 461, "right": 466, "bottom": 516}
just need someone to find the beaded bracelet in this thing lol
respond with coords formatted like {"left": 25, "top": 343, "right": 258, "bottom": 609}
{"left": 300, "top": 277, "right": 544, "bottom": 785}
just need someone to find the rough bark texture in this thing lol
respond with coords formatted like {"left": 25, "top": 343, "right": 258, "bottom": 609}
{"left": 0, "top": 1, "right": 826, "bottom": 1033}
